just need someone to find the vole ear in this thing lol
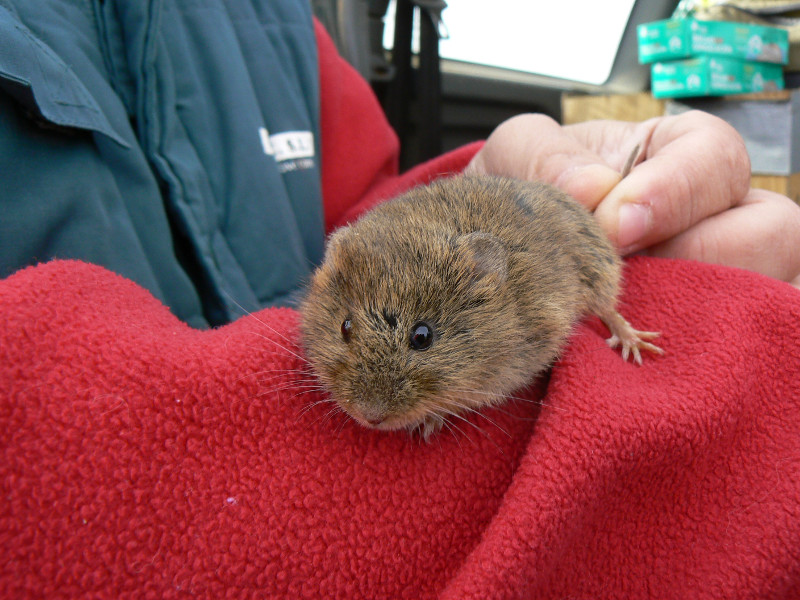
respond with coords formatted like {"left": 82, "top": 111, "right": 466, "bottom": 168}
{"left": 323, "top": 225, "right": 352, "bottom": 261}
{"left": 455, "top": 232, "right": 508, "bottom": 284}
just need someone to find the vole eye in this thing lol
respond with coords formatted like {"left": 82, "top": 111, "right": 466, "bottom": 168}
{"left": 341, "top": 318, "right": 353, "bottom": 342}
{"left": 409, "top": 321, "right": 434, "bottom": 351}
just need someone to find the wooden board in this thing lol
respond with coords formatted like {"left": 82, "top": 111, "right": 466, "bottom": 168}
{"left": 752, "top": 173, "right": 800, "bottom": 204}
{"left": 561, "top": 92, "right": 666, "bottom": 125}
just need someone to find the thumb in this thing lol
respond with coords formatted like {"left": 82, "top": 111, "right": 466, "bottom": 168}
{"left": 592, "top": 111, "right": 750, "bottom": 254}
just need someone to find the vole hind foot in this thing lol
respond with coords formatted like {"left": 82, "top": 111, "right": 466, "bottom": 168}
{"left": 601, "top": 309, "right": 664, "bottom": 365}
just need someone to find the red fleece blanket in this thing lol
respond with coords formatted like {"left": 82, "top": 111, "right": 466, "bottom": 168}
{"left": 2, "top": 256, "right": 800, "bottom": 599}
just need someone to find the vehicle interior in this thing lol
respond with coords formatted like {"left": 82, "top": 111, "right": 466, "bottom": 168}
{"left": 312, "top": 0, "right": 680, "bottom": 169}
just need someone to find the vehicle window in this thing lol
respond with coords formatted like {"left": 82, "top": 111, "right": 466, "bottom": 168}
{"left": 385, "top": 0, "right": 638, "bottom": 85}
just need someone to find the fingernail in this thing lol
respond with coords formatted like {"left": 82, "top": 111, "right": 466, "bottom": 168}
{"left": 617, "top": 203, "right": 651, "bottom": 252}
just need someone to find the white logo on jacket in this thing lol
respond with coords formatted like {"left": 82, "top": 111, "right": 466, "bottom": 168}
{"left": 259, "top": 127, "right": 315, "bottom": 173}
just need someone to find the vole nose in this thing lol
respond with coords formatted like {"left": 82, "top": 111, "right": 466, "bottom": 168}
{"left": 365, "top": 416, "right": 384, "bottom": 426}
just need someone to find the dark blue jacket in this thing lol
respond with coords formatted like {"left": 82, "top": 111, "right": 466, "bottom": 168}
{"left": 0, "top": 0, "right": 325, "bottom": 327}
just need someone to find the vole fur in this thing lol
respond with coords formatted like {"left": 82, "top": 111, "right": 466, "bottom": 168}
{"left": 300, "top": 174, "right": 661, "bottom": 438}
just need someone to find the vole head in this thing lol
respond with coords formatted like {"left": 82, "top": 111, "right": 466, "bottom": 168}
{"left": 299, "top": 218, "right": 542, "bottom": 436}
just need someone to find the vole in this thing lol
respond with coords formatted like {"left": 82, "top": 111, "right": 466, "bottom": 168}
{"left": 299, "top": 171, "right": 662, "bottom": 439}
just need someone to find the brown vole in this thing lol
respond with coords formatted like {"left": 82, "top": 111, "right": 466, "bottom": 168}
{"left": 300, "top": 173, "right": 662, "bottom": 438}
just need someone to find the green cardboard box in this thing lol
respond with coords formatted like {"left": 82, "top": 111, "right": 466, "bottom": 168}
{"left": 638, "top": 18, "right": 788, "bottom": 65}
{"left": 651, "top": 55, "right": 784, "bottom": 98}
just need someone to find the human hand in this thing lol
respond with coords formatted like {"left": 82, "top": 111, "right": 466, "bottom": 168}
{"left": 467, "top": 111, "right": 800, "bottom": 287}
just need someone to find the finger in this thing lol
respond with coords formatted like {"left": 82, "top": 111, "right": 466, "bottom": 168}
{"left": 468, "top": 113, "right": 623, "bottom": 210}
{"left": 643, "top": 188, "right": 800, "bottom": 285}
{"left": 563, "top": 118, "right": 654, "bottom": 169}
{"left": 593, "top": 111, "right": 751, "bottom": 254}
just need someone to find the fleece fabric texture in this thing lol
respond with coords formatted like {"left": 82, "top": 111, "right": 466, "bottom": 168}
{"left": 2, "top": 256, "right": 800, "bottom": 599}
{"left": 3, "top": 16, "right": 800, "bottom": 600}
